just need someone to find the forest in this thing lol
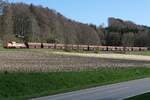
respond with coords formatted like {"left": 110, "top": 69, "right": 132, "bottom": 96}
{"left": 0, "top": 3, "right": 150, "bottom": 47}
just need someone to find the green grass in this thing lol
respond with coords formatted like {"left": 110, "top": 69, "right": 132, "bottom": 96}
{"left": 127, "top": 51, "right": 150, "bottom": 56}
{"left": 126, "top": 92, "right": 150, "bottom": 100}
{"left": 0, "top": 68, "right": 150, "bottom": 100}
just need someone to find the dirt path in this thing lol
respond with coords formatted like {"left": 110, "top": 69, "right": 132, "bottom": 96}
{"left": 52, "top": 52, "right": 150, "bottom": 61}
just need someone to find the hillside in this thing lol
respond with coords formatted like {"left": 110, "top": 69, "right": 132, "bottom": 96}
{"left": 108, "top": 17, "right": 148, "bottom": 32}
{"left": 104, "top": 17, "right": 150, "bottom": 47}
{"left": 0, "top": 3, "right": 150, "bottom": 47}
{"left": 0, "top": 3, "right": 100, "bottom": 45}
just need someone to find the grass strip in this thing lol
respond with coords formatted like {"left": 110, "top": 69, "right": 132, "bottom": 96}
{"left": 126, "top": 92, "right": 150, "bottom": 100}
{"left": 0, "top": 68, "right": 150, "bottom": 100}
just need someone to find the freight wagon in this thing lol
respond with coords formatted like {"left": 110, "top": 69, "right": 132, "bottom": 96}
{"left": 3, "top": 41, "right": 149, "bottom": 52}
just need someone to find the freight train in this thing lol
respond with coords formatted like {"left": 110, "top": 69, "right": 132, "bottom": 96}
{"left": 3, "top": 41, "right": 149, "bottom": 51}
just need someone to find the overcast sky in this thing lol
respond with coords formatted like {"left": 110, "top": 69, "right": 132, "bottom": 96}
{"left": 9, "top": 0, "right": 150, "bottom": 26}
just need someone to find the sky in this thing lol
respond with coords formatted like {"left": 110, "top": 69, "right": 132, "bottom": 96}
{"left": 9, "top": 0, "right": 150, "bottom": 26}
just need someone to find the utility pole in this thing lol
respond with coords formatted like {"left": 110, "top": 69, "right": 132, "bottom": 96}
{"left": 16, "top": 18, "right": 32, "bottom": 43}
